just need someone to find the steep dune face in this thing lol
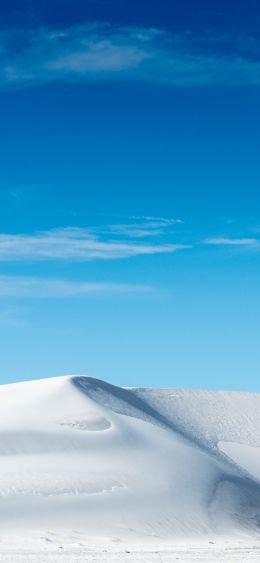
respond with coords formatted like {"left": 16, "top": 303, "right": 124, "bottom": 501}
{"left": 0, "top": 375, "right": 259, "bottom": 541}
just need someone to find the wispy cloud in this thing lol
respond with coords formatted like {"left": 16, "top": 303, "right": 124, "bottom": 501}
{"left": 1, "top": 23, "right": 260, "bottom": 88}
{"left": 0, "top": 276, "right": 151, "bottom": 298}
{"left": 103, "top": 215, "right": 184, "bottom": 238}
{"left": 204, "top": 237, "right": 258, "bottom": 246}
{"left": 0, "top": 227, "right": 190, "bottom": 262}
{"left": 0, "top": 24, "right": 153, "bottom": 87}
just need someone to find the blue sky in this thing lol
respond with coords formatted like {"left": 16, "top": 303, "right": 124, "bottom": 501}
{"left": 1, "top": 0, "right": 260, "bottom": 390}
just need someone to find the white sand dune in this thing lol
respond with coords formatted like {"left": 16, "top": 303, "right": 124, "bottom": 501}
{"left": 0, "top": 374, "right": 260, "bottom": 548}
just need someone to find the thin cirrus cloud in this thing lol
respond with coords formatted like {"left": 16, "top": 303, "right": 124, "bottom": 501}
{"left": 102, "top": 216, "right": 184, "bottom": 238}
{"left": 1, "top": 23, "right": 260, "bottom": 88}
{"left": 204, "top": 237, "right": 258, "bottom": 246}
{"left": 0, "top": 227, "right": 190, "bottom": 262}
{"left": 0, "top": 276, "right": 151, "bottom": 299}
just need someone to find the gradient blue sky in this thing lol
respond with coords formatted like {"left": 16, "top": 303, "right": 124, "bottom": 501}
{"left": 1, "top": 0, "right": 260, "bottom": 389}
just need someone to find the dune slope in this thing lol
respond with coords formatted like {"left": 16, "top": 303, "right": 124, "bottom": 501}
{"left": 0, "top": 375, "right": 259, "bottom": 541}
